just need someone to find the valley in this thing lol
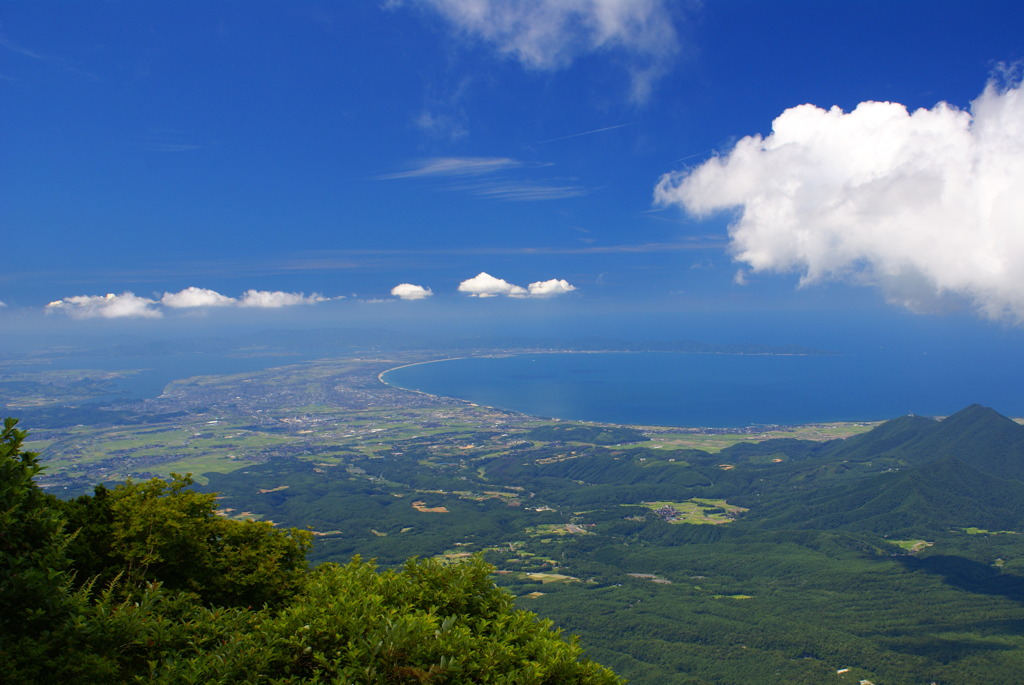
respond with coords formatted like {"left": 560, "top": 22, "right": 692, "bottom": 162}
{"left": 8, "top": 352, "right": 1024, "bottom": 683}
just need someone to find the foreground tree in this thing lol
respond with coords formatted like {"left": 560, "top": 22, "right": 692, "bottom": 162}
{"left": 56, "top": 474, "right": 312, "bottom": 608}
{"left": 0, "top": 418, "right": 622, "bottom": 684}
{"left": 0, "top": 418, "right": 82, "bottom": 681}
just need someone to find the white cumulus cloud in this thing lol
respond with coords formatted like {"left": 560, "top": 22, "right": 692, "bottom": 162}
{"left": 391, "top": 283, "right": 433, "bottom": 300}
{"left": 654, "top": 76, "right": 1024, "bottom": 323}
{"left": 45, "top": 292, "right": 162, "bottom": 319}
{"left": 457, "top": 272, "right": 577, "bottom": 298}
{"left": 161, "top": 287, "right": 236, "bottom": 308}
{"left": 44, "top": 287, "right": 339, "bottom": 319}
{"left": 237, "top": 290, "right": 330, "bottom": 308}
{"left": 409, "top": 0, "right": 680, "bottom": 102}
{"left": 527, "top": 278, "right": 577, "bottom": 297}
{"left": 458, "top": 272, "right": 528, "bottom": 298}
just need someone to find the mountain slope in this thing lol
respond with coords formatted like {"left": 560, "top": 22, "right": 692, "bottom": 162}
{"left": 809, "top": 404, "right": 1024, "bottom": 480}
{"left": 738, "top": 405, "right": 1024, "bottom": 535}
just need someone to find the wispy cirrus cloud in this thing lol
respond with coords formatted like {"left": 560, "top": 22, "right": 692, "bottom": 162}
{"left": 377, "top": 156, "right": 525, "bottom": 179}
{"left": 449, "top": 180, "right": 587, "bottom": 201}
{"left": 0, "top": 35, "right": 100, "bottom": 81}
{"left": 136, "top": 128, "right": 212, "bottom": 153}
{"left": 535, "top": 122, "right": 635, "bottom": 145}
{"left": 276, "top": 239, "right": 725, "bottom": 271}
{"left": 378, "top": 156, "right": 587, "bottom": 201}
{"left": 401, "top": 0, "right": 682, "bottom": 103}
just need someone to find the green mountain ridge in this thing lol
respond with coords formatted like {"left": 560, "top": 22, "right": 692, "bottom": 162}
{"left": 732, "top": 404, "right": 1024, "bottom": 535}
{"left": 746, "top": 454, "right": 1024, "bottom": 536}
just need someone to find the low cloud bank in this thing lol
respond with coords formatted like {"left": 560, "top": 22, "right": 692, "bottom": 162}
{"left": 237, "top": 290, "right": 330, "bottom": 308}
{"left": 458, "top": 272, "right": 528, "bottom": 298}
{"left": 46, "top": 293, "right": 163, "bottom": 319}
{"left": 458, "top": 272, "right": 577, "bottom": 298}
{"left": 527, "top": 278, "right": 576, "bottom": 297}
{"left": 391, "top": 283, "right": 433, "bottom": 300}
{"left": 45, "top": 276, "right": 579, "bottom": 318}
{"left": 46, "top": 288, "right": 335, "bottom": 319}
{"left": 161, "top": 287, "right": 236, "bottom": 308}
{"left": 655, "top": 75, "right": 1024, "bottom": 322}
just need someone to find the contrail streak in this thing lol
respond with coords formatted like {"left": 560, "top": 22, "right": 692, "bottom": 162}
{"left": 536, "top": 122, "right": 635, "bottom": 145}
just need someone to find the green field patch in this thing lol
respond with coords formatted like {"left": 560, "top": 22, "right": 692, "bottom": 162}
{"left": 712, "top": 594, "right": 754, "bottom": 600}
{"left": 526, "top": 523, "right": 591, "bottom": 537}
{"left": 23, "top": 438, "right": 58, "bottom": 451}
{"left": 642, "top": 498, "right": 748, "bottom": 524}
{"left": 960, "top": 527, "right": 1018, "bottom": 535}
{"left": 638, "top": 422, "right": 878, "bottom": 453}
{"left": 525, "top": 572, "right": 578, "bottom": 584}
{"left": 891, "top": 539, "right": 934, "bottom": 552}
{"left": 156, "top": 455, "right": 261, "bottom": 484}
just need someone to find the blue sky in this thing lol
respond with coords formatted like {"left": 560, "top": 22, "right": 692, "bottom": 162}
{"left": 3, "top": 1, "right": 1024, "bottom": 343}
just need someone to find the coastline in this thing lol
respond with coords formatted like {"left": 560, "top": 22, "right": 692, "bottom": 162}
{"left": 374, "top": 348, "right": 1022, "bottom": 430}
{"left": 377, "top": 355, "right": 470, "bottom": 384}
{"left": 377, "top": 350, "right": 884, "bottom": 431}
{"left": 377, "top": 352, "right": 886, "bottom": 443}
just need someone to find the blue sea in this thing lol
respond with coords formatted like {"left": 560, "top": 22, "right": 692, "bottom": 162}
{"left": 8, "top": 310, "right": 1023, "bottom": 427}
{"left": 382, "top": 347, "right": 1024, "bottom": 427}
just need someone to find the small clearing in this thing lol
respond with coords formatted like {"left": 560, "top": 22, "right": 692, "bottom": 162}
{"left": 412, "top": 500, "right": 449, "bottom": 513}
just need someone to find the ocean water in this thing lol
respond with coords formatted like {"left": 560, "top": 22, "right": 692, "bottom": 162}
{"left": 8, "top": 310, "right": 1023, "bottom": 427}
{"left": 382, "top": 349, "right": 1024, "bottom": 427}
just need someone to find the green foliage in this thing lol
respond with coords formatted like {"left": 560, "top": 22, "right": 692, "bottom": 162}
{"left": 15, "top": 400, "right": 1024, "bottom": 683}
{"left": 524, "top": 424, "right": 646, "bottom": 445}
{"left": 0, "top": 417, "right": 75, "bottom": 634}
{"left": 194, "top": 405, "right": 1024, "bottom": 684}
{"left": 1, "top": 417, "right": 89, "bottom": 683}
{"left": 199, "top": 556, "right": 623, "bottom": 684}
{"left": 57, "top": 473, "right": 313, "bottom": 607}
{"left": 0, "top": 418, "right": 620, "bottom": 684}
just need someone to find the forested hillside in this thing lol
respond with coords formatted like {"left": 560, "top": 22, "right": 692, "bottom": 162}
{"left": 13, "top": 401, "right": 1024, "bottom": 683}
{"left": 192, "top": 404, "right": 1024, "bottom": 684}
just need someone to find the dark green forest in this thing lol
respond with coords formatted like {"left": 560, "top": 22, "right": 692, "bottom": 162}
{"left": 197, "top": 405, "right": 1024, "bottom": 684}
{"left": 9, "top": 403, "right": 1024, "bottom": 683}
